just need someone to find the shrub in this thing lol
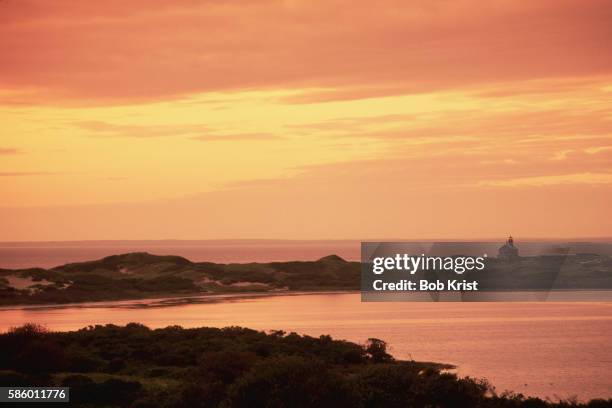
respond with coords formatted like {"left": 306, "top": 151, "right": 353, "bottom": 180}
{"left": 227, "top": 356, "right": 355, "bottom": 407}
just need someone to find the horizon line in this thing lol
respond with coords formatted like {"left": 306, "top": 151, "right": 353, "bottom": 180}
{"left": 2, "top": 237, "right": 612, "bottom": 245}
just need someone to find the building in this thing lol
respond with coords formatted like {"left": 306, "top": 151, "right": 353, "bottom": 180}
{"left": 498, "top": 236, "right": 519, "bottom": 260}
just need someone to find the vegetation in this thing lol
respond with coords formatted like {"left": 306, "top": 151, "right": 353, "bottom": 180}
{"left": 1, "top": 252, "right": 610, "bottom": 306}
{"left": 0, "top": 253, "right": 360, "bottom": 305}
{"left": 0, "top": 323, "right": 609, "bottom": 407}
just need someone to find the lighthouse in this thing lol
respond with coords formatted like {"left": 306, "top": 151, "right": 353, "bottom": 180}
{"left": 498, "top": 235, "right": 519, "bottom": 260}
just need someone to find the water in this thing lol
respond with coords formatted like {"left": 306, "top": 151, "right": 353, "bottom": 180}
{"left": 0, "top": 240, "right": 361, "bottom": 269}
{"left": 2, "top": 242, "right": 611, "bottom": 400}
{"left": 1, "top": 293, "right": 610, "bottom": 401}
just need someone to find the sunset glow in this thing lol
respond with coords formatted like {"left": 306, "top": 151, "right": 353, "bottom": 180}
{"left": 1, "top": 0, "right": 611, "bottom": 240}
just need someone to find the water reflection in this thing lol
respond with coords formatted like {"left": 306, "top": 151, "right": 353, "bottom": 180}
{"left": 1, "top": 293, "right": 611, "bottom": 401}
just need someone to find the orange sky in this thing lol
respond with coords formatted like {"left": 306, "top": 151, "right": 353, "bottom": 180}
{"left": 1, "top": 0, "right": 611, "bottom": 241}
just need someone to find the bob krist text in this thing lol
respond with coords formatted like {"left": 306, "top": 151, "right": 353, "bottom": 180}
{"left": 370, "top": 254, "right": 485, "bottom": 292}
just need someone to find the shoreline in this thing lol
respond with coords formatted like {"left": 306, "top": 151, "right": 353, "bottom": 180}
{"left": 3, "top": 288, "right": 612, "bottom": 310}
{"left": 0, "top": 289, "right": 359, "bottom": 311}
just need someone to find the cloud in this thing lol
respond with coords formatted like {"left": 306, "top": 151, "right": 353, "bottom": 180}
{"left": 191, "top": 133, "right": 281, "bottom": 142}
{"left": 70, "top": 121, "right": 281, "bottom": 141}
{"left": 0, "top": 148, "right": 22, "bottom": 155}
{"left": 584, "top": 146, "right": 612, "bottom": 155}
{"left": 0, "top": 171, "right": 55, "bottom": 177}
{"left": 284, "top": 114, "right": 416, "bottom": 133}
{"left": 479, "top": 173, "right": 612, "bottom": 187}
{"left": 73, "top": 121, "right": 211, "bottom": 138}
{"left": 1, "top": 0, "right": 611, "bottom": 104}
{"left": 277, "top": 106, "right": 612, "bottom": 162}
{"left": 471, "top": 77, "right": 608, "bottom": 98}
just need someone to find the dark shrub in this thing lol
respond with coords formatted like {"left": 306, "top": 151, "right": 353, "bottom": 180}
{"left": 227, "top": 356, "right": 355, "bottom": 408}
{"left": 352, "top": 363, "right": 422, "bottom": 408}
{"left": 14, "top": 339, "right": 66, "bottom": 373}
{"left": 521, "top": 397, "right": 551, "bottom": 408}
{"left": 365, "top": 338, "right": 393, "bottom": 363}
{"left": 0, "top": 371, "right": 27, "bottom": 387}
{"left": 198, "top": 351, "right": 257, "bottom": 384}
{"left": 67, "top": 350, "right": 105, "bottom": 372}
{"left": 586, "top": 400, "right": 612, "bottom": 408}
{"left": 97, "top": 378, "right": 142, "bottom": 404}
{"left": 62, "top": 374, "right": 95, "bottom": 387}
{"left": 62, "top": 374, "right": 96, "bottom": 403}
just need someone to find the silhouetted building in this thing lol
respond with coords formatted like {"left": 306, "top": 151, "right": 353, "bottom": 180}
{"left": 498, "top": 236, "right": 519, "bottom": 260}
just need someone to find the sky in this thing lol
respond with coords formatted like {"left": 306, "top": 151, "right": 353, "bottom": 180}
{"left": 1, "top": 0, "right": 611, "bottom": 241}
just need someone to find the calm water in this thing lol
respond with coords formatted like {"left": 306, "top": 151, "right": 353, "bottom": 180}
{"left": 2, "top": 243, "right": 611, "bottom": 400}
{"left": 1, "top": 293, "right": 611, "bottom": 401}
{"left": 0, "top": 240, "right": 361, "bottom": 269}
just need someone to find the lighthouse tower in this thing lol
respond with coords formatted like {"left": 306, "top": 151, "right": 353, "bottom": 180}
{"left": 498, "top": 235, "right": 519, "bottom": 260}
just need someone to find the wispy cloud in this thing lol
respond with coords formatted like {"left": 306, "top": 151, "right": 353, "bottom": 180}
{"left": 0, "top": 171, "right": 55, "bottom": 177}
{"left": 71, "top": 121, "right": 281, "bottom": 141}
{"left": 0, "top": 148, "right": 22, "bottom": 155}
{"left": 73, "top": 121, "right": 211, "bottom": 138}
{"left": 192, "top": 133, "right": 281, "bottom": 142}
{"left": 479, "top": 173, "right": 612, "bottom": 187}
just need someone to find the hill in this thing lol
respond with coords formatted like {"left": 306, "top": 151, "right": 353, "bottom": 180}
{"left": 0, "top": 252, "right": 360, "bottom": 305}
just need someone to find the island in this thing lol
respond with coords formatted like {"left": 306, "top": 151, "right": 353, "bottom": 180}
{"left": 2, "top": 251, "right": 612, "bottom": 306}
